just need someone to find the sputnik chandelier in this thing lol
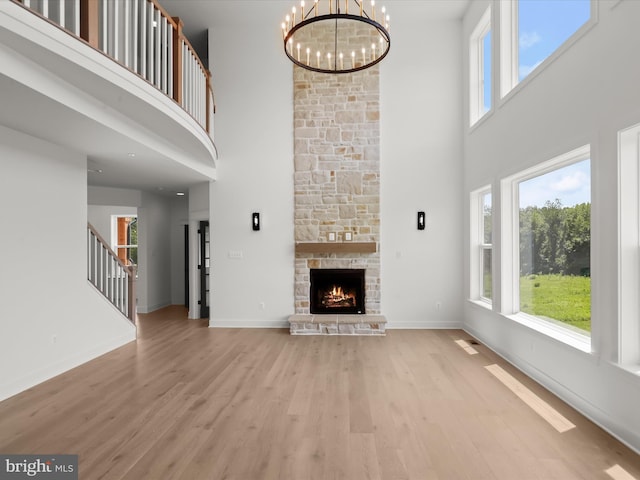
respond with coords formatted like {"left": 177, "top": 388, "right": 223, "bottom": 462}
{"left": 281, "top": 0, "right": 391, "bottom": 74}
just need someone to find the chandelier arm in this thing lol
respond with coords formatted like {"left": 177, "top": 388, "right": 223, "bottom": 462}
{"left": 333, "top": 16, "right": 338, "bottom": 71}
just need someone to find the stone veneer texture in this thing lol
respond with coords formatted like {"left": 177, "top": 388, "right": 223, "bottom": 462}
{"left": 293, "top": 65, "right": 381, "bottom": 314}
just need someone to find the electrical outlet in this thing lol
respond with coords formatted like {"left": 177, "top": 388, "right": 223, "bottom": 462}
{"left": 435, "top": 302, "right": 442, "bottom": 311}
{"left": 52, "top": 334, "right": 57, "bottom": 344}
{"left": 259, "top": 302, "right": 266, "bottom": 310}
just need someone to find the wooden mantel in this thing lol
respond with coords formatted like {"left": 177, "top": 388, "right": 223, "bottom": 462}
{"left": 295, "top": 242, "right": 377, "bottom": 254}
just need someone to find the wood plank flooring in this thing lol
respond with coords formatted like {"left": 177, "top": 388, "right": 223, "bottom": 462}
{"left": 0, "top": 305, "right": 639, "bottom": 479}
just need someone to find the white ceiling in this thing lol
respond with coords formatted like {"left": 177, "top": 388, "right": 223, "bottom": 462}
{"left": 162, "top": 0, "right": 471, "bottom": 39}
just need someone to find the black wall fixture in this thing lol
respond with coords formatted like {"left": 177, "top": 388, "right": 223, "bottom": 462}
{"left": 252, "top": 212, "right": 260, "bottom": 231}
{"left": 417, "top": 211, "right": 425, "bottom": 230}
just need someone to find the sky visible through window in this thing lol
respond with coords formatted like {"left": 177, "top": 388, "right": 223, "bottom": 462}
{"left": 518, "top": 0, "right": 590, "bottom": 81}
{"left": 483, "top": 31, "right": 491, "bottom": 112}
{"left": 519, "top": 159, "right": 590, "bottom": 208}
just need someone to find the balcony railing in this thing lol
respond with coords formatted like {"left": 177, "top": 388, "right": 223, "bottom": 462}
{"left": 13, "top": 0, "right": 214, "bottom": 135}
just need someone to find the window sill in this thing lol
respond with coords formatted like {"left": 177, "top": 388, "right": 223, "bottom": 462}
{"left": 468, "top": 298, "right": 493, "bottom": 310}
{"left": 505, "top": 312, "right": 591, "bottom": 354}
{"left": 616, "top": 362, "right": 640, "bottom": 377}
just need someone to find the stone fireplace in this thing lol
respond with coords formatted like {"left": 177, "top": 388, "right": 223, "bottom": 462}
{"left": 293, "top": 64, "right": 381, "bottom": 316}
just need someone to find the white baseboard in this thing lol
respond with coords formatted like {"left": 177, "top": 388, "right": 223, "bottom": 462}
{"left": 387, "top": 320, "right": 463, "bottom": 329}
{"left": 0, "top": 331, "right": 135, "bottom": 402}
{"left": 463, "top": 324, "right": 640, "bottom": 456}
{"left": 209, "top": 318, "right": 289, "bottom": 329}
{"left": 136, "top": 301, "right": 171, "bottom": 314}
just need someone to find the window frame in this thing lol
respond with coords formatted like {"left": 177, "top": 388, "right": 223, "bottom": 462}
{"left": 470, "top": 186, "right": 493, "bottom": 306}
{"left": 618, "top": 124, "right": 640, "bottom": 368}
{"left": 500, "top": 145, "right": 591, "bottom": 351}
{"left": 111, "top": 215, "right": 138, "bottom": 267}
{"left": 469, "top": 6, "right": 492, "bottom": 126}
{"left": 499, "top": 0, "right": 596, "bottom": 100}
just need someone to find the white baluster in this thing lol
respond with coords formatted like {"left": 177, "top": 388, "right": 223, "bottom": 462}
{"left": 113, "top": 0, "right": 120, "bottom": 61}
{"left": 132, "top": 0, "right": 139, "bottom": 73}
{"left": 124, "top": 0, "right": 130, "bottom": 67}
{"left": 168, "top": 24, "right": 173, "bottom": 98}
{"left": 59, "top": 0, "right": 65, "bottom": 30}
{"left": 100, "top": 0, "right": 107, "bottom": 52}
{"left": 154, "top": 8, "right": 161, "bottom": 88}
{"left": 140, "top": 0, "right": 146, "bottom": 77}
{"left": 182, "top": 43, "right": 186, "bottom": 110}
{"left": 147, "top": 1, "right": 153, "bottom": 82}
{"left": 42, "top": 0, "right": 49, "bottom": 18}
{"left": 74, "top": 0, "right": 80, "bottom": 35}
{"left": 161, "top": 16, "right": 167, "bottom": 93}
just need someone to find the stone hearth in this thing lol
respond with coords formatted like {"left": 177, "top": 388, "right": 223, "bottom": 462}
{"left": 288, "top": 314, "right": 386, "bottom": 336}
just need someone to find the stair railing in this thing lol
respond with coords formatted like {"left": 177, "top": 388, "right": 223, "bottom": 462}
{"left": 12, "top": 0, "right": 214, "bottom": 136}
{"left": 87, "top": 223, "right": 136, "bottom": 322}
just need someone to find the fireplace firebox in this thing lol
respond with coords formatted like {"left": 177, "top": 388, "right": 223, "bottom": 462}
{"left": 310, "top": 269, "right": 365, "bottom": 314}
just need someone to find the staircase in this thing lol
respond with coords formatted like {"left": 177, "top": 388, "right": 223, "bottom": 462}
{"left": 87, "top": 223, "right": 136, "bottom": 322}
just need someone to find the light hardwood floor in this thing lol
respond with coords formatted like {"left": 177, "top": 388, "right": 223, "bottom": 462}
{"left": 1, "top": 305, "right": 639, "bottom": 479}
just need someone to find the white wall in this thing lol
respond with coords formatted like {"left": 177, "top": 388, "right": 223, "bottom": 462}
{"left": 207, "top": 6, "right": 464, "bottom": 328}
{"left": 88, "top": 186, "right": 177, "bottom": 314}
{"left": 170, "top": 198, "right": 188, "bottom": 306}
{"left": 137, "top": 191, "right": 173, "bottom": 313}
{"left": 87, "top": 205, "right": 138, "bottom": 242}
{"left": 208, "top": 13, "right": 295, "bottom": 327}
{"left": 462, "top": 0, "right": 640, "bottom": 452}
{"left": 380, "top": 17, "right": 464, "bottom": 328}
{"left": 0, "top": 125, "right": 135, "bottom": 401}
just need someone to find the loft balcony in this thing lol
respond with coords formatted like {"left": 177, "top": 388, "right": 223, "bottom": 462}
{"left": 0, "top": 0, "right": 217, "bottom": 191}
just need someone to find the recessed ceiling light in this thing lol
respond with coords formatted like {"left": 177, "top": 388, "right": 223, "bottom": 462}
{"left": 88, "top": 168, "right": 103, "bottom": 173}
{"left": 176, "top": 192, "right": 185, "bottom": 196}
{"left": 157, "top": 187, "right": 164, "bottom": 191}
{"left": 127, "top": 153, "right": 136, "bottom": 158}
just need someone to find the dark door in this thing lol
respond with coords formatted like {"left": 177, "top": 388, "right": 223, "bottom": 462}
{"left": 184, "top": 225, "right": 189, "bottom": 308}
{"left": 198, "top": 221, "right": 210, "bottom": 318}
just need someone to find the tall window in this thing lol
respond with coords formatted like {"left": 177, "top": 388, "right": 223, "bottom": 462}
{"left": 517, "top": 153, "right": 591, "bottom": 334}
{"left": 481, "top": 192, "right": 493, "bottom": 300}
{"left": 619, "top": 123, "right": 640, "bottom": 366}
{"left": 471, "top": 187, "right": 492, "bottom": 304}
{"left": 470, "top": 6, "right": 492, "bottom": 125}
{"left": 500, "top": 0, "right": 591, "bottom": 96}
{"left": 114, "top": 216, "right": 138, "bottom": 266}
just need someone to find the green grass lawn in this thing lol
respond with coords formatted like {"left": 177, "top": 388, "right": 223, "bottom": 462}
{"left": 520, "top": 274, "right": 591, "bottom": 333}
